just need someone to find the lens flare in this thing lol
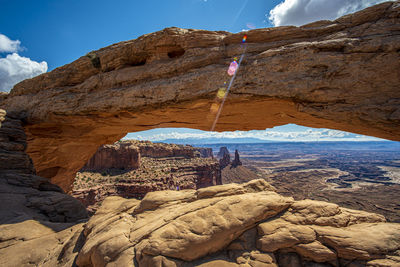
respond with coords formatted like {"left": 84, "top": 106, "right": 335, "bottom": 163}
{"left": 210, "top": 103, "right": 219, "bottom": 114}
{"left": 210, "top": 35, "right": 247, "bottom": 131}
{"left": 217, "top": 88, "right": 226, "bottom": 99}
{"left": 227, "top": 61, "right": 238, "bottom": 76}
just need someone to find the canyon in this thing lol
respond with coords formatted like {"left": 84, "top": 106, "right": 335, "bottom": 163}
{"left": 73, "top": 140, "right": 221, "bottom": 212}
{"left": 0, "top": 2, "right": 399, "bottom": 192}
{"left": 204, "top": 142, "right": 400, "bottom": 223}
{"left": 0, "top": 2, "right": 399, "bottom": 266}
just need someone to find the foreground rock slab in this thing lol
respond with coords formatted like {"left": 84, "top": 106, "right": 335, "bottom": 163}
{"left": 1, "top": 2, "right": 399, "bottom": 191}
{"left": 70, "top": 180, "right": 398, "bottom": 267}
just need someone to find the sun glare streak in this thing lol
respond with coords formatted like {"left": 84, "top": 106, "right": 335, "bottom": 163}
{"left": 210, "top": 42, "right": 247, "bottom": 131}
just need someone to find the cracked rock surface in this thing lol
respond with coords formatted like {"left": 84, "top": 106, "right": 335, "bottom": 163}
{"left": 76, "top": 180, "right": 399, "bottom": 267}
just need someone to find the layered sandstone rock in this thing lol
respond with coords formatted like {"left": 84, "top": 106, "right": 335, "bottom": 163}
{"left": 69, "top": 180, "right": 399, "bottom": 266}
{"left": 232, "top": 149, "right": 242, "bottom": 167}
{"left": 83, "top": 142, "right": 141, "bottom": 171}
{"left": 0, "top": 110, "right": 89, "bottom": 266}
{"left": 1, "top": 2, "right": 399, "bottom": 191}
{"left": 0, "top": 111, "right": 88, "bottom": 224}
{"left": 218, "top": 147, "right": 231, "bottom": 169}
{"left": 74, "top": 140, "right": 221, "bottom": 212}
{"left": 218, "top": 147, "right": 230, "bottom": 158}
{"left": 137, "top": 140, "right": 207, "bottom": 158}
{"left": 197, "top": 147, "right": 213, "bottom": 158}
{"left": 1, "top": 116, "right": 399, "bottom": 266}
{"left": 82, "top": 140, "right": 214, "bottom": 172}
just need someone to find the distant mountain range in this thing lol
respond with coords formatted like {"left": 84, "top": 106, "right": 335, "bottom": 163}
{"left": 152, "top": 137, "right": 393, "bottom": 145}
{"left": 156, "top": 137, "right": 280, "bottom": 144}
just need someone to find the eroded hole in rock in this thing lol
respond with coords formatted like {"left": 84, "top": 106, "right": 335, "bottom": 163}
{"left": 126, "top": 57, "right": 147, "bottom": 67}
{"left": 86, "top": 52, "right": 101, "bottom": 69}
{"left": 167, "top": 47, "right": 185, "bottom": 58}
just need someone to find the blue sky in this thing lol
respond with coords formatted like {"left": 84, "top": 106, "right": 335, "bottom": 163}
{"left": 0, "top": 0, "right": 275, "bottom": 71}
{"left": 0, "top": 0, "right": 389, "bottom": 141}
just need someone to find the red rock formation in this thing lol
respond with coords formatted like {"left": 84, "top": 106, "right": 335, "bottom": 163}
{"left": 0, "top": 109, "right": 88, "bottom": 224}
{"left": 73, "top": 160, "right": 222, "bottom": 213}
{"left": 136, "top": 141, "right": 201, "bottom": 158}
{"left": 195, "top": 147, "right": 213, "bottom": 158}
{"left": 218, "top": 146, "right": 231, "bottom": 169}
{"left": 82, "top": 142, "right": 140, "bottom": 171}
{"left": 1, "top": 2, "right": 399, "bottom": 192}
{"left": 231, "top": 149, "right": 242, "bottom": 167}
{"left": 73, "top": 140, "right": 221, "bottom": 211}
{"left": 217, "top": 147, "right": 230, "bottom": 158}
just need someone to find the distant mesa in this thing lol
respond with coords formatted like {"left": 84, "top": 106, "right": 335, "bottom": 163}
{"left": 82, "top": 142, "right": 141, "bottom": 171}
{"left": 73, "top": 140, "right": 221, "bottom": 212}
{"left": 218, "top": 146, "right": 231, "bottom": 169}
{"left": 217, "top": 146, "right": 230, "bottom": 158}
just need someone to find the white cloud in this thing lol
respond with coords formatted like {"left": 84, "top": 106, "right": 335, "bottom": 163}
{"left": 0, "top": 33, "right": 47, "bottom": 93}
{"left": 269, "top": 0, "right": 387, "bottom": 26}
{"left": 0, "top": 34, "right": 21, "bottom": 53}
{"left": 0, "top": 53, "right": 47, "bottom": 92}
{"left": 125, "top": 125, "right": 383, "bottom": 142}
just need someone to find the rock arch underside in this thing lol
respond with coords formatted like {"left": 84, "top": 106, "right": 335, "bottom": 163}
{"left": 1, "top": 2, "right": 400, "bottom": 266}
{"left": 1, "top": 2, "right": 400, "bottom": 192}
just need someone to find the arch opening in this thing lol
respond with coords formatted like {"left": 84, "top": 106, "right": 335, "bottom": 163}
{"left": 71, "top": 125, "right": 400, "bottom": 220}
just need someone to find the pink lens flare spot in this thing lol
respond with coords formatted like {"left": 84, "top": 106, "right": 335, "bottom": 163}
{"left": 227, "top": 61, "right": 238, "bottom": 76}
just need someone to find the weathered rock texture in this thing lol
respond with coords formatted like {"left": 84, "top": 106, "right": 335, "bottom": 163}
{"left": 1, "top": 110, "right": 400, "bottom": 266}
{"left": 0, "top": 110, "right": 88, "bottom": 224}
{"left": 219, "top": 146, "right": 231, "bottom": 169}
{"left": 83, "top": 142, "right": 141, "bottom": 171}
{"left": 1, "top": 2, "right": 399, "bottom": 191}
{"left": 10, "top": 179, "right": 396, "bottom": 267}
{"left": 73, "top": 140, "right": 221, "bottom": 212}
{"left": 232, "top": 149, "right": 242, "bottom": 167}
{"left": 0, "top": 109, "right": 89, "bottom": 266}
{"left": 218, "top": 147, "right": 231, "bottom": 158}
{"left": 137, "top": 140, "right": 211, "bottom": 159}
{"left": 83, "top": 140, "right": 214, "bottom": 172}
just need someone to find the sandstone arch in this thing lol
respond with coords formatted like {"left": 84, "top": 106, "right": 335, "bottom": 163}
{"left": 1, "top": 2, "right": 399, "bottom": 191}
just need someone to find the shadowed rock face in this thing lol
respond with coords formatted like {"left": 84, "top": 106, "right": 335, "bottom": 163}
{"left": 218, "top": 147, "right": 231, "bottom": 169}
{"left": 0, "top": 110, "right": 88, "bottom": 267}
{"left": 232, "top": 149, "right": 242, "bottom": 167}
{"left": 1, "top": 2, "right": 399, "bottom": 191}
{"left": 82, "top": 142, "right": 141, "bottom": 171}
